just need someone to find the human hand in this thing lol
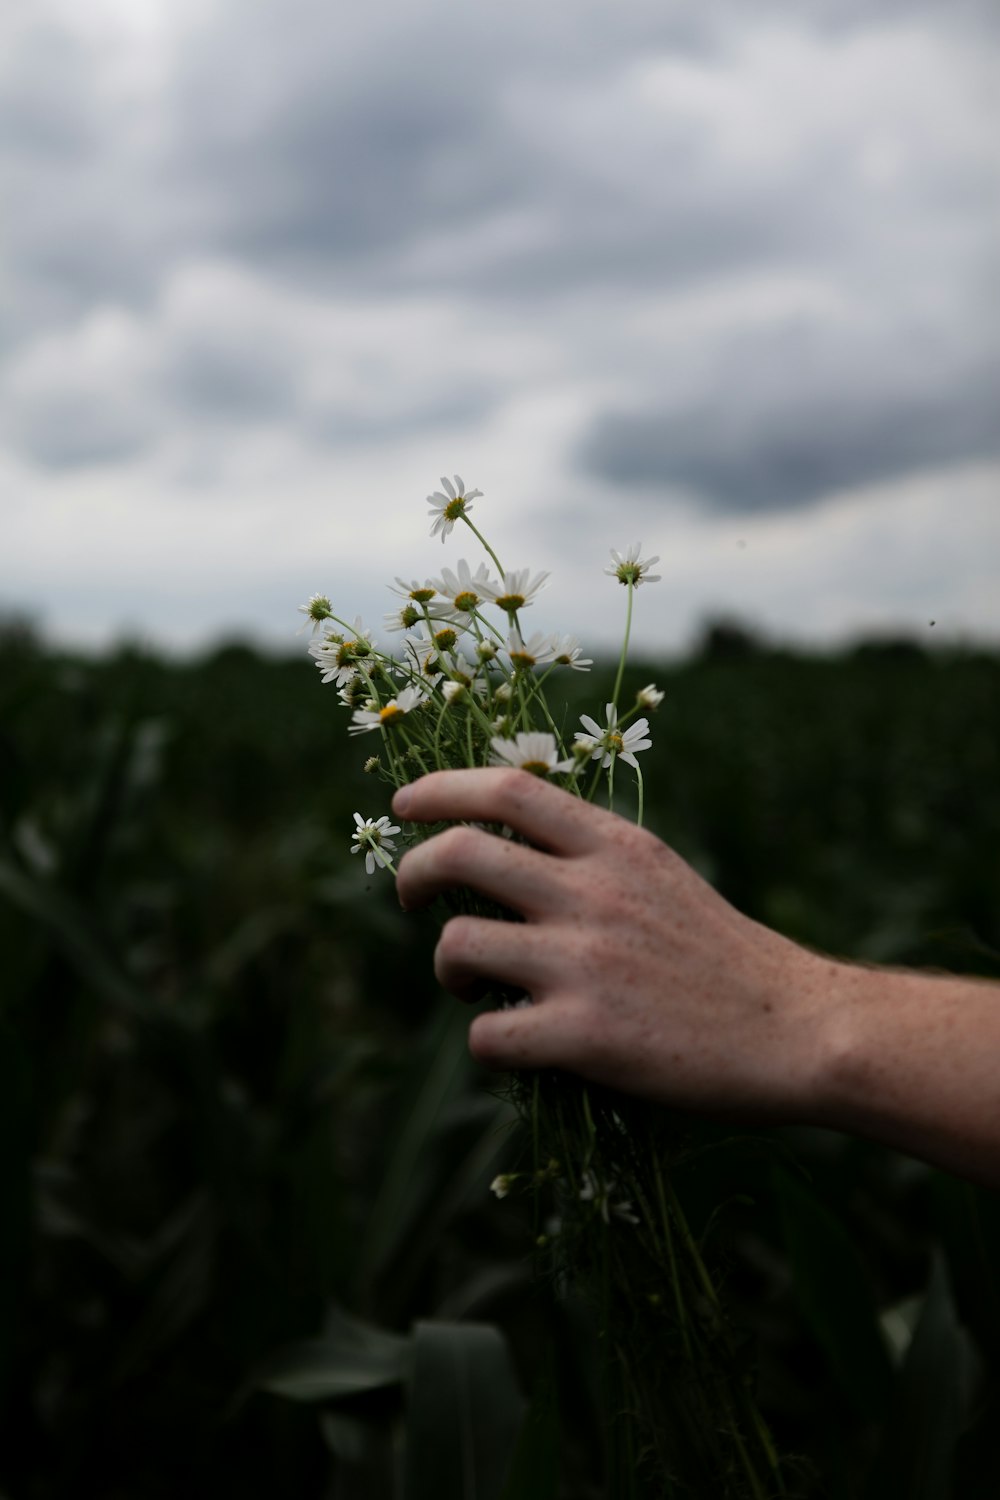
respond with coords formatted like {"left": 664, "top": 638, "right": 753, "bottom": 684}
{"left": 393, "top": 769, "right": 835, "bottom": 1125}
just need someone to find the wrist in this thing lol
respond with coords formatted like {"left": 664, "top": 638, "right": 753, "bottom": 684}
{"left": 796, "top": 953, "right": 874, "bottom": 1132}
{"left": 764, "top": 940, "right": 866, "bottom": 1128}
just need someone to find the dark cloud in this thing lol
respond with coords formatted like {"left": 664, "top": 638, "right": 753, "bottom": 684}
{"left": 159, "top": 337, "right": 299, "bottom": 423}
{"left": 7, "top": 390, "right": 157, "bottom": 470}
{"left": 2, "top": 0, "right": 997, "bottom": 506}
{"left": 578, "top": 337, "right": 1000, "bottom": 513}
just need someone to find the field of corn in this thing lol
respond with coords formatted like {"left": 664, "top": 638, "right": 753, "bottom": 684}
{"left": 1, "top": 620, "right": 998, "bottom": 1499}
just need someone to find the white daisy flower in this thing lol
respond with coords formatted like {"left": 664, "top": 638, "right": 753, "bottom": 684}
{"left": 427, "top": 474, "right": 483, "bottom": 541}
{"left": 478, "top": 568, "right": 550, "bottom": 615}
{"left": 296, "top": 592, "right": 333, "bottom": 636}
{"left": 490, "top": 731, "right": 575, "bottom": 776}
{"left": 350, "top": 812, "right": 401, "bottom": 875}
{"left": 578, "top": 1171, "right": 640, "bottom": 1227}
{"left": 383, "top": 597, "right": 458, "bottom": 634}
{"left": 548, "top": 634, "right": 593, "bottom": 672}
{"left": 384, "top": 603, "right": 422, "bottom": 634}
{"left": 604, "top": 543, "right": 661, "bottom": 587}
{"left": 504, "top": 628, "right": 557, "bottom": 672}
{"left": 636, "top": 683, "right": 665, "bottom": 709}
{"left": 402, "top": 635, "right": 449, "bottom": 688}
{"left": 442, "top": 680, "right": 467, "bottom": 704}
{"left": 426, "top": 620, "right": 468, "bottom": 653}
{"left": 574, "top": 703, "right": 652, "bottom": 770}
{"left": 337, "top": 679, "right": 370, "bottom": 710}
{"left": 349, "top": 684, "right": 425, "bottom": 736}
{"left": 490, "top": 1174, "right": 516, "bottom": 1199}
{"left": 309, "top": 616, "right": 375, "bottom": 688}
{"left": 389, "top": 576, "right": 438, "bottom": 604}
{"left": 429, "top": 558, "right": 496, "bottom": 613}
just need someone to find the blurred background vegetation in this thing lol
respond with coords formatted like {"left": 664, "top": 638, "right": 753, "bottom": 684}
{"left": 1, "top": 618, "right": 999, "bottom": 1499}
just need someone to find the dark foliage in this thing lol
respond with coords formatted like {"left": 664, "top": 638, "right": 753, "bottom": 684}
{"left": 1, "top": 623, "right": 998, "bottom": 1497}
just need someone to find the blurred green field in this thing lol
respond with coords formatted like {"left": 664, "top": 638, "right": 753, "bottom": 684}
{"left": 1, "top": 620, "right": 999, "bottom": 1498}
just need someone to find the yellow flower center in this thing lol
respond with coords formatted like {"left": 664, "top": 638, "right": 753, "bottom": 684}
{"left": 443, "top": 497, "right": 466, "bottom": 521}
{"left": 336, "top": 640, "right": 357, "bottom": 666}
{"left": 380, "top": 703, "right": 403, "bottom": 724}
{"left": 434, "top": 628, "right": 458, "bottom": 650}
{"left": 496, "top": 593, "right": 525, "bottom": 612}
{"left": 521, "top": 760, "right": 551, "bottom": 776}
{"left": 454, "top": 590, "right": 478, "bottom": 611}
{"left": 509, "top": 651, "right": 534, "bottom": 670}
{"left": 410, "top": 587, "right": 435, "bottom": 603}
{"left": 607, "top": 732, "right": 623, "bottom": 753}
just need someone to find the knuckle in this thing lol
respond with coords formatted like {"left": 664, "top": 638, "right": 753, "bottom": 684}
{"left": 431, "top": 824, "right": 480, "bottom": 872}
{"left": 492, "top": 767, "right": 539, "bottom": 819}
{"left": 437, "top": 914, "right": 475, "bottom": 962}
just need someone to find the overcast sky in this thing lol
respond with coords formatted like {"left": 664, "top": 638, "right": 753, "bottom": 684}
{"left": 2, "top": 0, "right": 998, "bottom": 657}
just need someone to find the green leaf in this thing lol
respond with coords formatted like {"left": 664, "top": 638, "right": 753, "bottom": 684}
{"left": 0, "top": 1026, "right": 32, "bottom": 1405}
{"left": 773, "top": 1162, "right": 894, "bottom": 1416}
{"left": 403, "top": 1320, "right": 526, "bottom": 1500}
{"left": 864, "top": 1254, "right": 971, "bottom": 1500}
{"left": 928, "top": 1171, "right": 1000, "bottom": 1362}
{"left": 355, "top": 999, "right": 474, "bottom": 1298}
{"left": 499, "top": 1344, "right": 559, "bottom": 1500}
{"left": 0, "top": 858, "right": 147, "bottom": 1016}
{"left": 254, "top": 1306, "right": 410, "bottom": 1402}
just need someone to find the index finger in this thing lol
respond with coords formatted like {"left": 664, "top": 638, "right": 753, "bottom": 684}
{"left": 391, "top": 767, "right": 609, "bottom": 856}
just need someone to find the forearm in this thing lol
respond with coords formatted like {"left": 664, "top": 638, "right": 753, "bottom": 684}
{"left": 807, "top": 955, "right": 1000, "bottom": 1190}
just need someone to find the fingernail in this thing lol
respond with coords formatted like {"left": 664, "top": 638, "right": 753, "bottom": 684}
{"left": 393, "top": 785, "right": 412, "bottom": 816}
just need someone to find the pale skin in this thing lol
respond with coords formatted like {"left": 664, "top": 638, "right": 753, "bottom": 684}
{"left": 392, "top": 768, "right": 1000, "bottom": 1192}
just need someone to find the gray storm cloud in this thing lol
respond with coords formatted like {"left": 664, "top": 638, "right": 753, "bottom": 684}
{"left": 578, "top": 334, "right": 1000, "bottom": 514}
{"left": 1, "top": 0, "right": 997, "bottom": 648}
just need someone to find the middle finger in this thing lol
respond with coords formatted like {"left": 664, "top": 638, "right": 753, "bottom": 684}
{"left": 396, "top": 823, "right": 568, "bottom": 918}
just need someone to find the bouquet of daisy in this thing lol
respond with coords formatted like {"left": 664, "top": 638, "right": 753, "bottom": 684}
{"left": 297, "top": 476, "right": 783, "bottom": 1498}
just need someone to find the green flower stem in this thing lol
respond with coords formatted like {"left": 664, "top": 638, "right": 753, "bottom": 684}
{"left": 615, "top": 701, "right": 647, "bottom": 729}
{"left": 664, "top": 1178, "right": 720, "bottom": 1311}
{"left": 519, "top": 665, "right": 570, "bottom": 753}
{"left": 514, "top": 671, "right": 532, "bottom": 734}
{"left": 461, "top": 513, "right": 506, "bottom": 580}
{"left": 532, "top": 1074, "right": 541, "bottom": 1244}
{"left": 365, "top": 842, "right": 398, "bottom": 878}
{"left": 470, "top": 607, "right": 507, "bottom": 647}
{"left": 379, "top": 728, "right": 407, "bottom": 787}
{"left": 584, "top": 758, "right": 605, "bottom": 803}
{"left": 394, "top": 723, "right": 431, "bottom": 777}
{"left": 607, "top": 752, "right": 616, "bottom": 815}
{"left": 652, "top": 1153, "right": 692, "bottom": 1362}
{"left": 435, "top": 714, "right": 452, "bottom": 770}
{"left": 610, "top": 579, "right": 635, "bottom": 712}
{"left": 461, "top": 690, "right": 499, "bottom": 745}
{"left": 635, "top": 761, "right": 645, "bottom": 828}
{"left": 662, "top": 1179, "right": 779, "bottom": 1498}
